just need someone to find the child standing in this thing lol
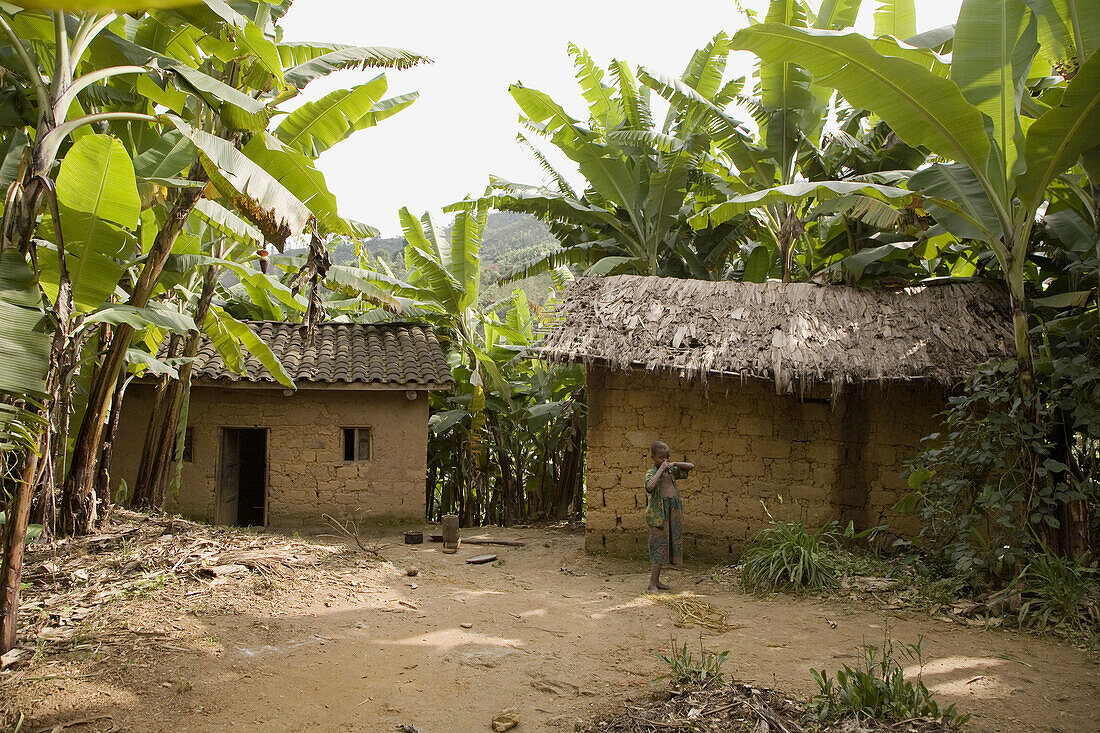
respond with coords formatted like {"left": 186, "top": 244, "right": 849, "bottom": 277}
{"left": 644, "top": 440, "right": 694, "bottom": 592}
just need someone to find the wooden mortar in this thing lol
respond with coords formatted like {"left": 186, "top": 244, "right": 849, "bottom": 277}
{"left": 441, "top": 514, "right": 459, "bottom": 554}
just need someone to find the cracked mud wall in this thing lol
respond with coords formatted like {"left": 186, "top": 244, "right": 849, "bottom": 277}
{"left": 583, "top": 367, "right": 945, "bottom": 559}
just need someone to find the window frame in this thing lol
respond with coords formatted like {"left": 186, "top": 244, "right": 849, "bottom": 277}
{"left": 342, "top": 426, "right": 372, "bottom": 462}
{"left": 179, "top": 426, "right": 194, "bottom": 463}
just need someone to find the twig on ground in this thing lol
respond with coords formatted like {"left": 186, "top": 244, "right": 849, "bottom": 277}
{"left": 32, "top": 714, "right": 112, "bottom": 732}
{"left": 321, "top": 514, "right": 385, "bottom": 558}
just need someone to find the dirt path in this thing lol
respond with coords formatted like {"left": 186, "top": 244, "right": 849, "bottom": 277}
{"left": 6, "top": 525, "right": 1098, "bottom": 732}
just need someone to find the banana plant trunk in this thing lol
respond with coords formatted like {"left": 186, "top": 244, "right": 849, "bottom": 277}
{"left": 1006, "top": 248, "right": 1089, "bottom": 556}
{"left": 0, "top": 450, "right": 40, "bottom": 653}
{"left": 94, "top": 373, "right": 128, "bottom": 523}
{"left": 425, "top": 462, "right": 438, "bottom": 521}
{"left": 553, "top": 401, "right": 585, "bottom": 520}
{"left": 488, "top": 412, "right": 519, "bottom": 526}
{"left": 59, "top": 167, "right": 206, "bottom": 535}
{"left": 1006, "top": 269, "right": 1036, "bottom": 400}
{"left": 131, "top": 334, "right": 182, "bottom": 508}
{"left": 1053, "top": 406, "right": 1091, "bottom": 558}
{"left": 0, "top": 261, "right": 69, "bottom": 653}
{"left": 0, "top": 169, "right": 73, "bottom": 653}
{"left": 132, "top": 265, "right": 218, "bottom": 509}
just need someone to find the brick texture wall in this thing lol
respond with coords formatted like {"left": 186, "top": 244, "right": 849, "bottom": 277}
{"left": 583, "top": 367, "right": 945, "bottom": 559}
{"left": 112, "top": 384, "right": 429, "bottom": 527}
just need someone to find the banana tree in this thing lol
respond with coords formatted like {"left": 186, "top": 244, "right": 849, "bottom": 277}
{"left": 0, "top": 4, "right": 170, "bottom": 652}
{"left": 483, "top": 287, "right": 586, "bottom": 523}
{"left": 656, "top": 0, "right": 952, "bottom": 284}
{"left": 128, "top": 222, "right": 294, "bottom": 510}
{"left": 399, "top": 204, "right": 499, "bottom": 523}
{"left": 120, "top": 13, "right": 429, "bottom": 510}
{"left": 396, "top": 202, "right": 585, "bottom": 525}
{"left": 726, "top": 0, "right": 1100, "bottom": 396}
{"left": 480, "top": 42, "right": 743, "bottom": 283}
{"left": 0, "top": 0, "right": 427, "bottom": 652}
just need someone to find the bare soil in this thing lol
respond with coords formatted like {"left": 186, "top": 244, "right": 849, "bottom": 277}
{"left": 2, "top": 515, "right": 1097, "bottom": 732}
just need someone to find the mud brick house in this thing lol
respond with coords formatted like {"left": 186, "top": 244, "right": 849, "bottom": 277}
{"left": 540, "top": 275, "right": 1013, "bottom": 558}
{"left": 113, "top": 322, "right": 452, "bottom": 528}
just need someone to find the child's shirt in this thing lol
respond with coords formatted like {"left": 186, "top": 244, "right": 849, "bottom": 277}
{"left": 644, "top": 465, "right": 686, "bottom": 528}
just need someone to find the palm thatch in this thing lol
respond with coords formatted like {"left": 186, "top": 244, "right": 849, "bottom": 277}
{"left": 539, "top": 276, "right": 1013, "bottom": 394}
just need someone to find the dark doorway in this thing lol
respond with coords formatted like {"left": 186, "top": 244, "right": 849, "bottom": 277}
{"left": 219, "top": 428, "right": 267, "bottom": 527}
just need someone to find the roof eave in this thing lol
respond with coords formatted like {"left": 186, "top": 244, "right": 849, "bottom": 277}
{"left": 185, "top": 377, "right": 454, "bottom": 391}
{"left": 536, "top": 349, "right": 958, "bottom": 386}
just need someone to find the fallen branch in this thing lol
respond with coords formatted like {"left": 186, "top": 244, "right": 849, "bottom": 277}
{"left": 321, "top": 514, "right": 384, "bottom": 558}
{"left": 428, "top": 534, "right": 525, "bottom": 547}
{"left": 33, "top": 714, "right": 113, "bottom": 732}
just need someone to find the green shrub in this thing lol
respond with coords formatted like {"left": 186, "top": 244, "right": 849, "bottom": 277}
{"left": 809, "top": 631, "right": 968, "bottom": 729}
{"left": 654, "top": 639, "right": 729, "bottom": 688}
{"left": 1011, "top": 551, "right": 1099, "bottom": 633}
{"left": 740, "top": 519, "right": 839, "bottom": 593}
{"left": 900, "top": 316, "right": 1100, "bottom": 578}
{"left": 0, "top": 510, "right": 43, "bottom": 545}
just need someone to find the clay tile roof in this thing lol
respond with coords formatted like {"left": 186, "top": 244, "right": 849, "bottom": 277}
{"left": 539, "top": 275, "right": 1014, "bottom": 394}
{"left": 189, "top": 322, "right": 453, "bottom": 388}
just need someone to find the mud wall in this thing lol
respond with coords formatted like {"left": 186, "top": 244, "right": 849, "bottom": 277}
{"left": 112, "top": 384, "right": 429, "bottom": 527}
{"left": 583, "top": 367, "right": 945, "bottom": 559}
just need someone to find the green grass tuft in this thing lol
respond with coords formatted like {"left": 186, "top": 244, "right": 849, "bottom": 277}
{"left": 1011, "top": 551, "right": 1099, "bottom": 634}
{"left": 740, "top": 520, "right": 839, "bottom": 594}
{"left": 808, "top": 629, "right": 969, "bottom": 729}
{"left": 654, "top": 638, "right": 730, "bottom": 688}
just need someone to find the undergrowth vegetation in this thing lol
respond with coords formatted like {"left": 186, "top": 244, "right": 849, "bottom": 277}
{"left": 654, "top": 638, "right": 730, "bottom": 688}
{"left": 739, "top": 514, "right": 841, "bottom": 594}
{"left": 649, "top": 629, "right": 967, "bottom": 730}
{"left": 809, "top": 630, "right": 969, "bottom": 729}
{"left": 901, "top": 318, "right": 1100, "bottom": 579}
{"left": 1010, "top": 551, "right": 1100, "bottom": 637}
{"left": 737, "top": 512, "right": 1100, "bottom": 649}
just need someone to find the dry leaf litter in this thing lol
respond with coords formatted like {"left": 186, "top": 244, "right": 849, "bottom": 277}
{"left": 1, "top": 508, "right": 393, "bottom": 728}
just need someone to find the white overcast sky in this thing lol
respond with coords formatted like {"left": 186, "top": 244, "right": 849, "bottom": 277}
{"left": 281, "top": 0, "right": 964, "bottom": 236}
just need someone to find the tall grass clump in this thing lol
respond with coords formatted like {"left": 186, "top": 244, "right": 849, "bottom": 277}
{"left": 740, "top": 519, "right": 840, "bottom": 594}
{"left": 1011, "top": 551, "right": 1099, "bottom": 635}
{"left": 809, "top": 630, "right": 969, "bottom": 729}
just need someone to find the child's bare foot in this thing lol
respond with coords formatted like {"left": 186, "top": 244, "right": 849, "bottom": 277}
{"left": 647, "top": 581, "right": 672, "bottom": 592}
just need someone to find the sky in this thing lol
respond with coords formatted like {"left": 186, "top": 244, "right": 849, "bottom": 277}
{"left": 280, "top": 0, "right": 964, "bottom": 237}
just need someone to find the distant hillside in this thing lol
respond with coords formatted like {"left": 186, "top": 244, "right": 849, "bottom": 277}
{"left": 474, "top": 211, "right": 559, "bottom": 287}
{"left": 322, "top": 212, "right": 560, "bottom": 305}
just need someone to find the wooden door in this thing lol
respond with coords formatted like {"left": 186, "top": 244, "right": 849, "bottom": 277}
{"left": 218, "top": 428, "right": 240, "bottom": 525}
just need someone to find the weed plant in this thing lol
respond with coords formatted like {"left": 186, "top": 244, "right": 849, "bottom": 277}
{"left": 740, "top": 519, "right": 839, "bottom": 594}
{"left": 808, "top": 628, "right": 969, "bottom": 729}
{"left": 654, "top": 638, "right": 729, "bottom": 688}
{"left": 1011, "top": 551, "right": 1099, "bottom": 634}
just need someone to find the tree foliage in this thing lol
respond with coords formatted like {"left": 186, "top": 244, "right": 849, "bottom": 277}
{"left": 0, "top": 0, "right": 425, "bottom": 653}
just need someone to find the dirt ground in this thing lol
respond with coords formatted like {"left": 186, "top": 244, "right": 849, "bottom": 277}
{"left": 2, "top": 520, "right": 1098, "bottom": 733}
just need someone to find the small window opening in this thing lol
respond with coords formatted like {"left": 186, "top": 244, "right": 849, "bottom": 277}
{"left": 175, "top": 427, "right": 194, "bottom": 463}
{"left": 343, "top": 427, "right": 372, "bottom": 461}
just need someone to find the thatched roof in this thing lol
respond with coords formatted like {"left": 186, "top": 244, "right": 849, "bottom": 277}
{"left": 539, "top": 276, "right": 1013, "bottom": 393}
